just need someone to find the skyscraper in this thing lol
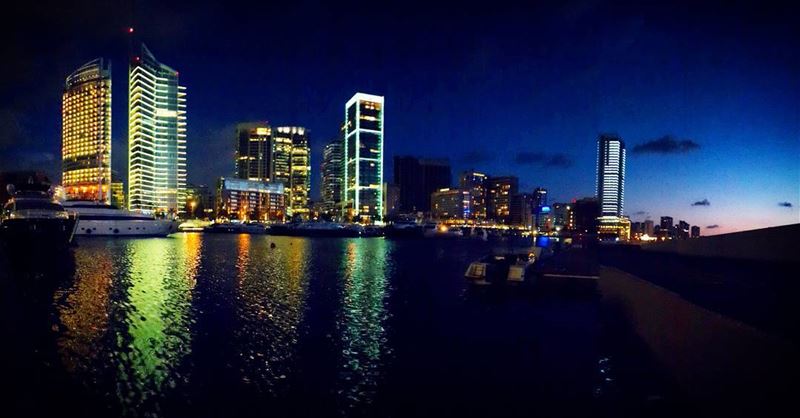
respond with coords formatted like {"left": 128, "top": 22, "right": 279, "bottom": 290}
{"left": 394, "top": 156, "right": 451, "bottom": 213}
{"left": 128, "top": 44, "right": 187, "bottom": 214}
{"left": 271, "top": 129, "right": 292, "bottom": 186}
{"left": 459, "top": 170, "right": 487, "bottom": 220}
{"left": 596, "top": 134, "right": 626, "bottom": 217}
{"left": 278, "top": 126, "right": 311, "bottom": 216}
{"left": 235, "top": 123, "right": 271, "bottom": 181}
{"left": 343, "top": 93, "right": 384, "bottom": 223}
{"left": 486, "top": 176, "right": 518, "bottom": 224}
{"left": 62, "top": 58, "right": 112, "bottom": 201}
{"left": 321, "top": 138, "right": 343, "bottom": 216}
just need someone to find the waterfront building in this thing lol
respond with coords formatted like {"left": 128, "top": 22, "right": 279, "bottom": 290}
{"left": 110, "top": 182, "right": 126, "bottom": 209}
{"left": 573, "top": 197, "right": 599, "bottom": 234}
{"left": 691, "top": 225, "right": 700, "bottom": 238}
{"left": 271, "top": 128, "right": 293, "bottom": 186}
{"left": 128, "top": 44, "right": 187, "bottom": 215}
{"left": 486, "top": 176, "right": 518, "bottom": 224}
{"left": 510, "top": 193, "right": 534, "bottom": 228}
{"left": 596, "top": 134, "right": 625, "bottom": 217}
{"left": 394, "top": 156, "right": 451, "bottom": 214}
{"left": 644, "top": 219, "right": 655, "bottom": 236}
{"left": 216, "top": 177, "right": 285, "bottom": 222}
{"left": 235, "top": 123, "right": 271, "bottom": 181}
{"left": 321, "top": 138, "right": 344, "bottom": 216}
{"left": 431, "top": 188, "right": 472, "bottom": 220}
{"left": 459, "top": 170, "right": 487, "bottom": 220}
{"left": 383, "top": 183, "right": 400, "bottom": 218}
{"left": 551, "top": 202, "right": 575, "bottom": 230}
{"left": 274, "top": 126, "right": 310, "bottom": 217}
{"left": 343, "top": 93, "right": 384, "bottom": 223}
{"left": 185, "top": 183, "right": 212, "bottom": 219}
{"left": 62, "top": 58, "right": 112, "bottom": 202}
{"left": 598, "top": 215, "right": 631, "bottom": 241}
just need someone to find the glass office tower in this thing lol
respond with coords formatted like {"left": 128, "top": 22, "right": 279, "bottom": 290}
{"left": 274, "top": 126, "right": 310, "bottom": 217}
{"left": 128, "top": 44, "right": 187, "bottom": 215}
{"left": 343, "top": 93, "right": 384, "bottom": 223}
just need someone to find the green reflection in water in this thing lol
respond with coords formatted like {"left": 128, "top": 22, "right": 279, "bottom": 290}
{"left": 112, "top": 235, "right": 201, "bottom": 414}
{"left": 234, "top": 235, "right": 309, "bottom": 394}
{"left": 338, "top": 238, "right": 392, "bottom": 409}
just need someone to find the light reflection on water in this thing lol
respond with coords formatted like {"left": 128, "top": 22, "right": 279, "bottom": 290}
{"left": 337, "top": 238, "right": 392, "bottom": 410}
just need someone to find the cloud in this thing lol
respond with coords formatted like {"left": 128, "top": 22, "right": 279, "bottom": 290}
{"left": 632, "top": 135, "right": 700, "bottom": 155}
{"left": 514, "top": 152, "right": 573, "bottom": 168}
{"left": 633, "top": 210, "right": 648, "bottom": 216}
{"left": 778, "top": 202, "right": 793, "bottom": 208}
{"left": 706, "top": 224, "right": 720, "bottom": 229}
{"left": 691, "top": 199, "right": 710, "bottom": 206}
{"left": 461, "top": 151, "right": 493, "bottom": 165}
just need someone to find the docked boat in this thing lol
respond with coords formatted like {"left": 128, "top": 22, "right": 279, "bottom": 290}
{"left": 384, "top": 218, "right": 424, "bottom": 238}
{"left": 268, "top": 222, "right": 362, "bottom": 237}
{"left": 1, "top": 190, "right": 78, "bottom": 246}
{"left": 203, "top": 221, "right": 267, "bottom": 234}
{"left": 61, "top": 201, "right": 177, "bottom": 237}
{"left": 464, "top": 248, "right": 541, "bottom": 285}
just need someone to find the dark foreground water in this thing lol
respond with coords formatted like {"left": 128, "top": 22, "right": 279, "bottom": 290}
{"left": 0, "top": 234, "right": 669, "bottom": 417}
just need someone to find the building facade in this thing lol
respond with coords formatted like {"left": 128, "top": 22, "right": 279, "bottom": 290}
{"left": 510, "top": 193, "right": 534, "bottom": 228}
{"left": 394, "top": 156, "right": 451, "bottom": 214}
{"left": 343, "top": 93, "right": 384, "bottom": 223}
{"left": 216, "top": 177, "right": 285, "bottom": 222}
{"left": 486, "top": 176, "right": 518, "bottom": 224}
{"left": 551, "top": 202, "right": 575, "bottom": 230}
{"left": 459, "top": 170, "right": 487, "bottom": 220}
{"left": 110, "top": 182, "right": 126, "bottom": 209}
{"left": 597, "top": 134, "right": 626, "bottom": 217}
{"left": 273, "top": 126, "right": 310, "bottom": 217}
{"left": 321, "top": 138, "right": 344, "bottom": 216}
{"left": 383, "top": 183, "right": 400, "bottom": 218}
{"left": 235, "top": 123, "right": 271, "bottom": 181}
{"left": 128, "top": 44, "right": 187, "bottom": 215}
{"left": 431, "top": 188, "right": 472, "bottom": 220}
{"left": 62, "top": 58, "right": 112, "bottom": 201}
{"left": 573, "top": 197, "right": 599, "bottom": 234}
{"left": 691, "top": 225, "right": 700, "bottom": 238}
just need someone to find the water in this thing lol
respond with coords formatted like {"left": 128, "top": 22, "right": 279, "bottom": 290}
{"left": 0, "top": 234, "right": 649, "bottom": 417}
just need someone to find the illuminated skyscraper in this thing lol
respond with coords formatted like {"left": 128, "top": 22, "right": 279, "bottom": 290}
{"left": 235, "top": 123, "right": 271, "bottom": 181}
{"left": 274, "top": 126, "right": 310, "bottom": 216}
{"left": 62, "top": 58, "right": 112, "bottom": 201}
{"left": 128, "top": 44, "right": 187, "bottom": 215}
{"left": 487, "top": 176, "right": 518, "bottom": 224}
{"left": 459, "top": 170, "right": 487, "bottom": 220}
{"left": 344, "top": 93, "right": 384, "bottom": 223}
{"left": 322, "top": 138, "right": 344, "bottom": 215}
{"left": 596, "top": 134, "right": 625, "bottom": 216}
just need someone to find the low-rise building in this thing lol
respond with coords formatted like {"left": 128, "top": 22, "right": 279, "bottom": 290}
{"left": 216, "top": 177, "right": 285, "bottom": 222}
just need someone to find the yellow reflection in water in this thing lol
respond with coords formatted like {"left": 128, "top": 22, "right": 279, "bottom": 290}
{"left": 57, "top": 247, "right": 113, "bottom": 375}
{"left": 339, "top": 238, "right": 391, "bottom": 408}
{"left": 234, "top": 236, "right": 309, "bottom": 393}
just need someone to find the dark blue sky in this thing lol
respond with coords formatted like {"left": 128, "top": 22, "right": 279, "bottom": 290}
{"left": 2, "top": 0, "right": 798, "bottom": 233}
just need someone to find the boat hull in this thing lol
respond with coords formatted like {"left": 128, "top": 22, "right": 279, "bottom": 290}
{"left": 74, "top": 219, "right": 177, "bottom": 237}
{"left": 0, "top": 217, "right": 77, "bottom": 246}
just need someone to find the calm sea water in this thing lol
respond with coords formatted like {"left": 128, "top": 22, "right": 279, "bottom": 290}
{"left": 0, "top": 234, "right": 651, "bottom": 417}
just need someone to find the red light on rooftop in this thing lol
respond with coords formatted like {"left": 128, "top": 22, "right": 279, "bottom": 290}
{"left": 128, "top": 27, "right": 134, "bottom": 33}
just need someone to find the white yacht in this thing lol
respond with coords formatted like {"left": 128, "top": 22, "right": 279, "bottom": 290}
{"left": 62, "top": 201, "right": 178, "bottom": 237}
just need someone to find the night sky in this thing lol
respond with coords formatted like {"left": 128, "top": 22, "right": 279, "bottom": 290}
{"left": 2, "top": 0, "right": 798, "bottom": 234}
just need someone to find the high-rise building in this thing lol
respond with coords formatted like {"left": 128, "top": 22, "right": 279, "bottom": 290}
{"left": 384, "top": 183, "right": 400, "bottom": 217}
{"left": 678, "top": 220, "right": 690, "bottom": 239}
{"left": 216, "top": 177, "right": 285, "bottom": 222}
{"left": 596, "top": 134, "right": 625, "bottom": 217}
{"left": 62, "top": 58, "right": 112, "bottom": 201}
{"left": 343, "top": 93, "right": 384, "bottom": 223}
{"left": 510, "top": 193, "right": 534, "bottom": 228}
{"left": 644, "top": 219, "right": 655, "bottom": 236}
{"left": 459, "top": 170, "right": 487, "bottom": 220}
{"left": 660, "top": 216, "right": 673, "bottom": 231}
{"left": 394, "top": 156, "right": 451, "bottom": 214}
{"left": 551, "top": 202, "right": 574, "bottom": 230}
{"left": 533, "top": 187, "right": 548, "bottom": 208}
{"left": 532, "top": 187, "right": 549, "bottom": 228}
{"left": 128, "top": 44, "right": 187, "bottom": 215}
{"left": 274, "top": 126, "right": 310, "bottom": 216}
{"left": 235, "top": 123, "right": 271, "bottom": 181}
{"left": 110, "top": 181, "right": 126, "bottom": 209}
{"left": 486, "top": 176, "right": 518, "bottom": 224}
{"left": 321, "top": 138, "right": 344, "bottom": 216}
{"left": 573, "top": 197, "right": 599, "bottom": 234}
{"left": 431, "top": 188, "right": 472, "bottom": 220}
{"left": 691, "top": 225, "right": 700, "bottom": 238}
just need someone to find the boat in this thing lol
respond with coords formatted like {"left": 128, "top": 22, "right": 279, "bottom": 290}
{"left": 1, "top": 189, "right": 78, "bottom": 246}
{"left": 464, "top": 248, "right": 541, "bottom": 284}
{"left": 203, "top": 221, "right": 267, "bottom": 234}
{"left": 423, "top": 223, "right": 464, "bottom": 238}
{"left": 61, "top": 201, "right": 178, "bottom": 237}
{"left": 384, "top": 218, "right": 424, "bottom": 238}
{"left": 268, "top": 222, "right": 362, "bottom": 237}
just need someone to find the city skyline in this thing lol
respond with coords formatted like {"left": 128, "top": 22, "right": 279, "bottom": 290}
{"left": 2, "top": 1, "right": 798, "bottom": 233}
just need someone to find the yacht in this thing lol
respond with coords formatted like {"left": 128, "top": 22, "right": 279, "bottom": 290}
{"left": 61, "top": 201, "right": 177, "bottom": 237}
{"left": 1, "top": 189, "right": 78, "bottom": 246}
